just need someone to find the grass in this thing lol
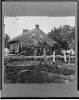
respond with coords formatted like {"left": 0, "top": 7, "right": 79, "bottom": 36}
{"left": 4, "top": 56, "right": 76, "bottom": 83}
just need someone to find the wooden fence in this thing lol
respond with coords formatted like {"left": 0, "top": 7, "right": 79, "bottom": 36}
{"left": 4, "top": 46, "right": 75, "bottom": 65}
{"left": 5, "top": 53, "right": 75, "bottom": 65}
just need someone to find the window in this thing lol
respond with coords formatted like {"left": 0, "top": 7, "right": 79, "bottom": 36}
{"left": 40, "top": 34, "right": 42, "bottom": 40}
{"left": 32, "top": 33, "right": 35, "bottom": 38}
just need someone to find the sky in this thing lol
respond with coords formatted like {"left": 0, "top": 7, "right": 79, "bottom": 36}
{"left": 4, "top": 16, "right": 75, "bottom": 39}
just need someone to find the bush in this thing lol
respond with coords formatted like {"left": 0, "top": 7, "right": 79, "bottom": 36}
{"left": 4, "top": 58, "right": 75, "bottom": 83}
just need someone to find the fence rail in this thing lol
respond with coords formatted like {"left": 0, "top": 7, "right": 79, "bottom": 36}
{"left": 4, "top": 54, "right": 75, "bottom": 66}
{"left": 4, "top": 55, "right": 75, "bottom": 59}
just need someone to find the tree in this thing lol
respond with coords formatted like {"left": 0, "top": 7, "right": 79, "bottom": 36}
{"left": 48, "top": 25, "right": 75, "bottom": 52}
{"left": 4, "top": 34, "right": 10, "bottom": 48}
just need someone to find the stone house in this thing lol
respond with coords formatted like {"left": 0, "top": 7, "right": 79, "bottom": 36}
{"left": 8, "top": 25, "right": 55, "bottom": 55}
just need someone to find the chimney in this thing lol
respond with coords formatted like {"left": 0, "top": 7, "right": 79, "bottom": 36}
{"left": 35, "top": 24, "right": 39, "bottom": 29}
{"left": 23, "top": 29, "right": 29, "bottom": 33}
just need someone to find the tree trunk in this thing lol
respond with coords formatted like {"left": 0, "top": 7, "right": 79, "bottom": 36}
{"left": 21, "top": 42, "right": 22, "bottom": 52}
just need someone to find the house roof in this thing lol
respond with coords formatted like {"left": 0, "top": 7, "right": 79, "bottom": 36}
{"left": 8, "top": 25, "right": 55, "bottom": 47}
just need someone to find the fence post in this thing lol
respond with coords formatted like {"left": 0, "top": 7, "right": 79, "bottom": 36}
{"left": 34, "top": 49, "right": 37, "bottom": 66}
{"left": 53, "top": 51, "right": 55, "bottom": 62}
{"left": 68, "top": 52, "right": 70, "bottom": 65}
{"left": 63, "top": 50, "right": 67, "bottom": 62}
{"left": 44, "top": 48, "right": 46, "bottom": 62}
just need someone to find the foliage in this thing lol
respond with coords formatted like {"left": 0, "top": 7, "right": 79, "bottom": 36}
{"left": 4, "top": 58, "right": 75, "bottom": 83}
{"left": 4, "top": 34, "right": 10, "bottom": 48}
{"left": 48, "top": 25, "right": 75, "bottom": 51}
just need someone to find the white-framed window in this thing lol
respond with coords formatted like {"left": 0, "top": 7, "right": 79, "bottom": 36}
{"left": 32, "top": 33, "right": 35, "bottom": 38}
{"left": 40, "top": 34, "right": 42, "bottom": 40}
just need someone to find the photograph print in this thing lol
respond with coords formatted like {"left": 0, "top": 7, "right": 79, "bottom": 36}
{"left": 4, "top": 16, "right": 76, "bottom": 84}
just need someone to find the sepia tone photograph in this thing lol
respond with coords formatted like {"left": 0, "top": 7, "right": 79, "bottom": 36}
{"left": 4, "top": 16, "right": 76, "bottom": 84}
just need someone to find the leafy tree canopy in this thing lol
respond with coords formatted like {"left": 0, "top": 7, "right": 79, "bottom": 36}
{"left": 4, "top": 34, "right": 10, "bottom": 48}
{"left": 48, "top": 25, "right": 75, "bottom": 51}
